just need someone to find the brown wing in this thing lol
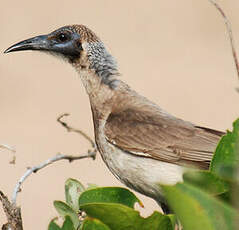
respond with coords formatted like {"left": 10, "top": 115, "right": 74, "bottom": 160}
{"left": 104, "top": 107, "right": 224, "bottom": 169}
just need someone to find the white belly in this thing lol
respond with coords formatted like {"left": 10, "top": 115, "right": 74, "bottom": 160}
{"left": 99, "top": 141, "right": 185, "bottom": 202}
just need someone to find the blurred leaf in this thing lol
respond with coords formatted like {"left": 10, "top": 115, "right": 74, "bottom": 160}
{"left": 183, "top": 170, "right": 229, "bottom": 195}
{"left": 210, "top": 119, "right": 239, "bottom": 178}
{"left": 215, "top": 165, "right": 238, "bottom": 183}
{"left": 79, "top": 187, "right": 142, "bottom": 208}
{"left": 54, "top": 201, "right": 80, "bottom": 229}
{"left": 167, "top": 214, "right": 177, "bottom": 229}
{"left": 80, "top": 203, "right": 172, "bottom": 230}
{"left": 82, "top": 218, "right": 111, "bottom": 230}
{"left": 48, "top": 219, "right": 61, "bottom": 230}
{"left": 62, "top": 216, "right": 75, "bottom": 230}
{"left": 65, "top": 178, "right": 85, "bottom": 211}
{"left": 163, "top": 182, "right": 239, "bottom": 230}
{"left": 217, "top": 191, "right": 232, "bottom": 204}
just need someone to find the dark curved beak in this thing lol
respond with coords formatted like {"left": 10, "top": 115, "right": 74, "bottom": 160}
{"left": 4, "top": 35, "right": 48, "bottom": 54}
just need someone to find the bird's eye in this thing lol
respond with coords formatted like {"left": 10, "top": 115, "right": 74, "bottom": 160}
{"left": 57, "top": 33, "right": 69, "bottom": 42}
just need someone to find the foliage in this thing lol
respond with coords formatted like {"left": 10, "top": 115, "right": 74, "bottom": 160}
{"left": 48, "top": 119, "right": 239, "bottom": 230}
{"left": 49, "top": 181, "right": 174, "bottom": 230}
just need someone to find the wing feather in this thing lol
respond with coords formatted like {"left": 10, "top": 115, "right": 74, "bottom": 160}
{"left": 104, "top": 107, "right": 224, "bottom": 169}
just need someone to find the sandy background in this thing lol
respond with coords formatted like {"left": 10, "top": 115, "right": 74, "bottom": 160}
{"left": 0, "top": 0, "right": 238, "bottom": 229}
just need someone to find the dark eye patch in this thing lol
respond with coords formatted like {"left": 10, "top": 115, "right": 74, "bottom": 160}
{"left": 57, "top": 32, "right": 70, "bottom": 42}
{"left": 76, "top": 40, "right": 83, "bottom": 50}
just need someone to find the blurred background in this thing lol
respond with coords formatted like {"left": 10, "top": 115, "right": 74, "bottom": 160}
{"left": 0, "top": 0, "right": 238, "bottom": 229}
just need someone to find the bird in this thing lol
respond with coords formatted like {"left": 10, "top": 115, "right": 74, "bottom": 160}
{"left": 4, "top": 25, "right": 225, "bottom": 213}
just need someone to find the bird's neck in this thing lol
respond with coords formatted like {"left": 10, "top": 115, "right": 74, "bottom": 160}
{"left": 75, "top": 64, "right": 134, "bottom": 124}
{"left": 73, "top": 65, "right": 118, "bottom": 121}
{"left": 84, "top": 41, "right": 119, "bottom": 86}
{"left": 72, "top": 41, "right": 123, "bottom": 120}
{"left": 74, "top": 41, "right": 119, "bottom": 89}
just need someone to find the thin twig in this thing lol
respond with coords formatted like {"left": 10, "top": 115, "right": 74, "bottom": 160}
{"left": 57, "top": 113, "right": 96, "bottom": 148}
{"left": 0, "top": 144, "right": 16, "bottom": 152}
{"left": 0, "top": 144, "right": 16, "bottom": 164}
{"left": 11, "top": 114, "right": 98, "bottom": 205}
{"left": 208, "top": 0, "right": 239, "bottom": 82}
{"left": 11, "top": 151, "right": 96, "bottom": 205}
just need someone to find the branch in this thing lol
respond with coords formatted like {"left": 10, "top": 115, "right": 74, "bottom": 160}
{"left": 208, "top": 0, "right": 239, "bottom": 83}
{"left": 0, "top": 144, "right": 15, "bottom": 152}
{"left": 57, "top": 113, "right": 96, "bottom": 148}
{"left": 1, "top": 115, "right": 98, "bottom": 229}
{"left": 0, "top": 144, "right": 16, "bottom": 164}
{"left": 11, "top": 114, "right": 98, "bottom": 205}
{"left": 12, "top": 151, "right": 96, "bottom": 205}
{"left": 0, "top": 191, "right": 23, "bottom": 230}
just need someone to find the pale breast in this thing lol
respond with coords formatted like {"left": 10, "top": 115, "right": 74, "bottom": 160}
{"left": 96, "top": 122, "right": 185, "bottom": 201}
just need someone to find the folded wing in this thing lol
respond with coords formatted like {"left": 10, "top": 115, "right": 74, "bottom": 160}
{"left": 105, "top": 106, "right": 224, "bottom": 169}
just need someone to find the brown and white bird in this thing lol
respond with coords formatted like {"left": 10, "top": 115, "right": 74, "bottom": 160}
{"left": 4, "top": 25, "right": 224, "bottom": 213}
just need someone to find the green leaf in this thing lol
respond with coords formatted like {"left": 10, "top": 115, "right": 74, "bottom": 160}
{"left": 167, "top": 214, "right": 177, "bottom": 229}
{"left": 217, "top": 191, "right": 232, "bottom": 204}
{"left": 82, "top": 218, "right": 111, "bottom": 230}
{"left": 54, "top": 201, "right": 80, "bottom": 229}
{"left": 141, "top": 211, "right": 172, "bottom": 230}
{"left": 183, "top": 170, "right": 229, "bottom": 195}
{"left": 163, "top": 182, "right": 239, "bottom": 230}
{"left": 79, "top": 187, "right": 142, "bottom": 208}
{"left": 210, "top": 119, "right": 239, "bottom": 178}
{"left": 65, "top": 178, "right": 85, "bottom": 211}
{"left": 48, "top": 217, "right": 76, "bottom": 230}
{"left": 214, "top": 165, "right": 237, "bottom": 182}
{"left": 48, "top": 219, "right": 61, "bottom": 230}
{"left": 80, "top": 203, "right": 172, "bottom": 230}
{"left": 62, "top": 216, "right": 75, "bottom": 230}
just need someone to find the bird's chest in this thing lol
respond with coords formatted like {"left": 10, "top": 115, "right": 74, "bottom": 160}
{"left": 95, "top": 124, "right": 141, "bottom": 187}
{"left": 94, "top": 126, "right": 122, "bottom": 180}
{"left": 94, "top": 124, "right": 183, "bottom": 200}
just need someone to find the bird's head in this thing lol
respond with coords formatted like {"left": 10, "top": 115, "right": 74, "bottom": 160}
{"left": 4, "top": 25, "right": 119, "bottom": 88}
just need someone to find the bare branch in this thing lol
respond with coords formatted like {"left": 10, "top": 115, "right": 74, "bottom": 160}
{"left": 0, "top": 144, "right": 16, "bottom": 164}
{"left": 0, "top": 191, "right": 23, "bottom": 230}
{"left": 57, "top": 113, "right": 96, "bottom": 148}
{"left": 11, "top": 114, "right": 98, "bottom": 205}
{"left": 12, "top": 150, "right": 96, "bottom": 205}
{"left": 208, "top": 0, "right": 239, "bottom": 82}
{"left": 0, "top": 144, "right": 16, "bottom": 152}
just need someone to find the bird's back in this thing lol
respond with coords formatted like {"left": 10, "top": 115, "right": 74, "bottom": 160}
{"left": 104, "top": 82, "right": 224, "bottom": 170}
